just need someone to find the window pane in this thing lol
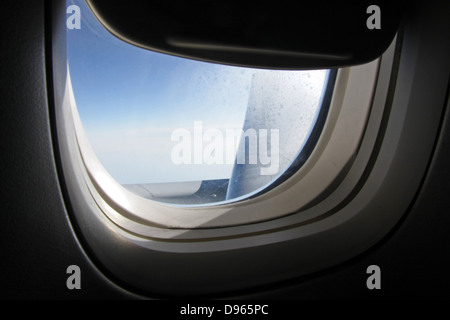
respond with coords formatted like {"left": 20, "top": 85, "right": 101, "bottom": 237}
{"left": 66, "top": 0, "right": 331, "bottom": 204}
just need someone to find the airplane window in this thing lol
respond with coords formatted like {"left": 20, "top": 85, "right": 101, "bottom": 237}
{"left": 56, "top": 0, "right": 411, "bottom": 295}
{"left": 66, "top": 0, "right": 332, "bottom": 205}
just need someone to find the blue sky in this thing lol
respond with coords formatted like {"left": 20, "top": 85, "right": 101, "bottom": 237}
{"left": 66, "top": 0, "right": 328, "bottom": 185}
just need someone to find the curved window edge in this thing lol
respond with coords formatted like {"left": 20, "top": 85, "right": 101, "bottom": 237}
{"left": 62, "top": 60, "right": 379, "bottom": 231}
